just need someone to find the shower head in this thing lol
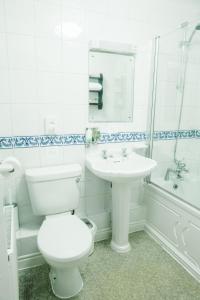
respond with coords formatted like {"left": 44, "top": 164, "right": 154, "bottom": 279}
{"left": 195, "top": 23, "right": 200, "bottom": 30}
{"left": 187, "top": 23, "right": 200, "bottom": 44}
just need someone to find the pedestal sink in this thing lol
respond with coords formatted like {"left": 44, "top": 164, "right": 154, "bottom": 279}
{"left": 86, "top": 149, "right": 157, "bottom": 253}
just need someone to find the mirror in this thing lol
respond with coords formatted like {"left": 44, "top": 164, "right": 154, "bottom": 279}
{"left": 88, "top": 50, "right": 134, "bottom": 123}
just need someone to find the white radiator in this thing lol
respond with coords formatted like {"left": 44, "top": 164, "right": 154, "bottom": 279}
{"left": 4, "top": 205, "right": 19, "bottom": 300}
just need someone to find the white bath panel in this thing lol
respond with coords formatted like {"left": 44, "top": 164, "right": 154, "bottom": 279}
{"left": 182, "top": 221, "right": 200, "bottom": 267}
{"left": 147, "top": 197, "right": 180, "bottom": 247}
{"left": 145, "top": 184, "right": 200, "bottom": 282}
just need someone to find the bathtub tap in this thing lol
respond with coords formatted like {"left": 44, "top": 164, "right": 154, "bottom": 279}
{"left": 164, "top": 161, "right": 189, "bottom": 181}
{"left": 164, "top": 168, "right": 178, "bottom": 181}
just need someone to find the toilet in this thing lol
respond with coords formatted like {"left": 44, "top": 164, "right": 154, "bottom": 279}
{"left": 25, "top": 164, "right": 93, "bottom": 299}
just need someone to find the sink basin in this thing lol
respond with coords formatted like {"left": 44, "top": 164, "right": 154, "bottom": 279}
{"left": 86, "top": 152, "right": 157, "bottom": 182}
{"left": 86, "top": 150, "right": 157, "bottom": 253}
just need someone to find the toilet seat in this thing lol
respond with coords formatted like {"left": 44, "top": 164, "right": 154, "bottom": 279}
{"left": 37, "top": 214, "right": 92, "bottom": 263}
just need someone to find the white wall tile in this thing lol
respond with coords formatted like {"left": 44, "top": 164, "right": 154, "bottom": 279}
{"left": 62, "top": 0, "right": 85, "bottom": 10}
{"left": 0, "top": 70, "right": 10, "bottom": 103}
{"left": 0, "top": 149, "right": 14, "bottom": 160}
{"left": 39, "top": 146, "right": 64, "bottom": 167}
{"left": 181, "top": 107, "right": 200, "bottom": 129}
{"left": 154, "top": 106, "right": 180, "bottom": 131}
{"left": 86, "top": 0, "right": 110, "bottom": 14}
{"left": 17, "top": 235, "right": 39, "bottom": 256}
{"left": 38, "top": 0, "right": 61, "bottom": 6}
{"left": 0, "top": 104, "right": 12, "bottom": 135}
{"left": 0, "top": 0, "right": 5, "bottom": 33}
{"left": 156, "top": 82, "right": 179, "bottom": 108}
{"left": 35, "top": 0, "right": 61, "bottom": 38}
{"left": 5, "top": 0, "right": 35, "bottom": 35}
{"left": 15, "top": 176, "right": 31, "bottom": 208}
{"left": 37, "top": 71, "right": 64, "bottom": 103}
{"left": 62, "top": 145, "right": 85, "bottom": 168}
{"left": 36, "top": 37, "right": 62, "bottom": 71}
{"left": 18, "top": 204, "right": 39, "bottom": 227}
{"left": 85, "top": 194, "right": 106, "bottom": 215}
{"left": 86, "top": 12, "right": 113, "bottom": 42}
{"left": 61, "top": 104, "right": 87, "bottom": 133}
{"left": 85, "top": 177, "right": 108, "bottom": 197}
{"left": 76, "top": 196, "right": 86, "bottom": 216}
{"left": 0, "top": 33, "right": 8, "bottom": 68}
{"left": 11, "top": 104, "right": 40, "bottom": 135}
{"left": 9, "top": 70, "right": 37, "bottom": 103}
{"left": 61, "top": 6, "right": 86, "bottom": 41}
{"left": 183, "top": 83, "right": 200, "bottom": 107}
{"left": 13, "top": 148, "right": 41, "bottom": 168}
{"left": 7, "top": 34, "right": 36, "bottom": 70}
{"left": 132, "top": 107, "right": 148, "bottom": 131}
{"left": 63, "top": 74, "right": 88, "bottom": 105}
{"left": 152, "top": 140, "right": 175, "bottom": 163}
{"left": 62, "top": 41, "right": 88, "bottom": 74}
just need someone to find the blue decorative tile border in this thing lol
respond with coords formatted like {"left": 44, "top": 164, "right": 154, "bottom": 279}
{"left": 153, "top": 129, "right": 196, "bottom": 141}
{"left": 0, "top": 134, "right": 85, "bottom": 149}
{"left": 0, "top": 130, "right": 198, "bottom": 149}
{"left": 99, "top": 132, "right": 147, "bottom": 144}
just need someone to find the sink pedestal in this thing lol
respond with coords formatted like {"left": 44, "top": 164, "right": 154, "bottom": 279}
{"left": 110, "top": 182, "right": 131, "bottom": 253}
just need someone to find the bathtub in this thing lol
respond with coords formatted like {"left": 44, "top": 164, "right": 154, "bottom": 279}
{"left": 144, "top": 182, "right": 200, "bottom": 282}
{"left": 152, "top": 177, "right": 200, "bottom": 210}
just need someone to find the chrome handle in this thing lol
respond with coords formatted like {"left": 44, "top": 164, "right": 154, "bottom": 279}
{"left": 102, "top": 149, "right": 107, "bottom": 159}
{"left": 122, "top": 147, "right": 128, "bottom": 157}
{"left": 76, "top": 177, "right": 81, "bottom": 183}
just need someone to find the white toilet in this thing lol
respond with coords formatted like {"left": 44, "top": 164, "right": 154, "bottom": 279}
{"left": 25, "top": 164, "right": 92, "bottom": 299}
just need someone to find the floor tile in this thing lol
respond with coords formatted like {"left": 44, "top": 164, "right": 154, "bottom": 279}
{"left": 19, "top": 231, "right": 200, "bottom": 300}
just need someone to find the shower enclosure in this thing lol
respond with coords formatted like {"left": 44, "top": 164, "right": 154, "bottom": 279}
{"left": 149, "top": 21, "right": 200, "bottom": 210}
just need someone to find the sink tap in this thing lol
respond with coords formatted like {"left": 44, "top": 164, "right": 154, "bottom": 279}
{"left": 122, "top": 148, "right": 128, "bottom": 158}
{"left": 102, "top": 149, "right": 108, "bottom": 159}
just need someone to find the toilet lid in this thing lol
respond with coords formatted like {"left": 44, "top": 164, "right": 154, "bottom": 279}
{"left": 37, "top": 215, "right": 92, "bottom": 262}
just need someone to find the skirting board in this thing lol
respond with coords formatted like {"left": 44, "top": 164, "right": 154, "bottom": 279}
{"left": 18, "top": 220, "right": 145, "bottom": 270}
{"left": 145, "top": 223, "right": 200, "bottom": 283}
{"left": 18, "top": 252, "right": 45, "bottom": 271}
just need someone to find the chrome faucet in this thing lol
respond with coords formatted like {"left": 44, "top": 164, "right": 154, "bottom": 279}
{"left": 164, "top": 160, "right": 189, "bottom": 181}
{"left": 164, "top": 168, "right": 178, "bottom": 181}
{"left": 122, "top": 148, "right": 128, "bottom": 158}
{"left": 102, "top": 149, "right": 108, "bottom": 159}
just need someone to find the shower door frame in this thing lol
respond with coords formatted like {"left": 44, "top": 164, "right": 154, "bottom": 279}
{"left": 146, "top": 26, "right": 196, "bottom": 206}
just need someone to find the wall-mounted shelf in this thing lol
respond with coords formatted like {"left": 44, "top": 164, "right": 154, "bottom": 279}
{"left": 89, "top": 73, "right": 103, "bottom": 110}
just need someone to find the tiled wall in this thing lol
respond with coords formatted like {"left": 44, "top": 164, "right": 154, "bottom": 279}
{"left": 0, "top": 0, "right": 200, "bottom": 257}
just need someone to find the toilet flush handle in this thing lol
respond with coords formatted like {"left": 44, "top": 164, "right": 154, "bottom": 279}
{"left": 76, "top": 177, "right": 81, "bottom": 183}
{"left": 76, "top": 177, "right": 81, "bottom": 193}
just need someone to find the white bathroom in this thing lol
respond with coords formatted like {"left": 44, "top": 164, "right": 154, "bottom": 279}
{"left": 1, "top": 0, "right": 200, "bottom": 299}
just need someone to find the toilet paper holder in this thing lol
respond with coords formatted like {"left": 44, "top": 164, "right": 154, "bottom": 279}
{"left": 0, "top": 157, "right": 22, "bottom": 177}
{"left": 0, "top": 161, "right": 15, "bottom": 175}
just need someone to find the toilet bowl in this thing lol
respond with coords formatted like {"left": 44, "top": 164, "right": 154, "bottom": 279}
{"left": 25, "top": 164, "right": 94, "bottom": 299}
{"left": 38, "top": 214, "right": 92, "bottom": 299}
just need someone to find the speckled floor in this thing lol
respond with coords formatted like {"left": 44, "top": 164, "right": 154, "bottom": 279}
{"left": 19, "top": 231, "right": 200, "bottom": 300}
